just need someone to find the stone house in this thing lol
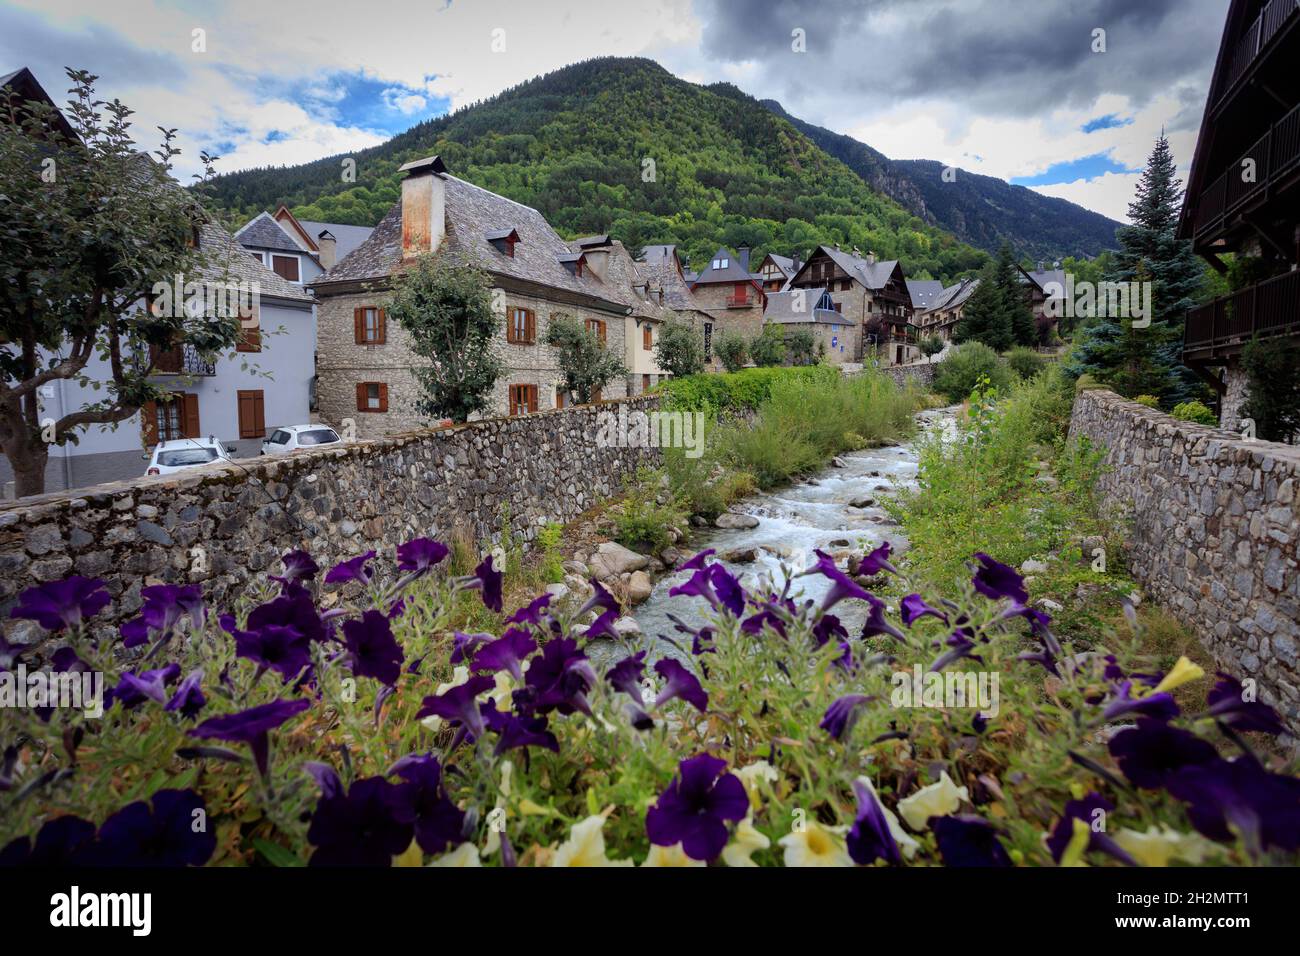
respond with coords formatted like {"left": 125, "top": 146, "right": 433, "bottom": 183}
{"left": 638, "top": 244, "right": 721, "bottom": 369}
{"left": 786, "top": 244, "right": 918, "bottom": 365}
{"left": 756, "top": 252, "right": 799, "bottom": 292}
{"left": 309, "top": 156, "right": 664, "bottom": 437}
{"left": 235, "top": 205, "right": 374, "bottom": 285}
{"left": 1018, "top": 264, "right": 1068, "bottom": 344}
{"left": 763, "top": 287, "right": 860, "bottom": 364}
{"left": 916, "top": 276, "right": 980, "bottom": 345}
{"left": 687, "top": 246, "right": 768, "bottom": 356}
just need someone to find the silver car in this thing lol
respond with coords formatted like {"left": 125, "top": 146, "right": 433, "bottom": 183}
{"left": 261, "top": 424, "right": 344, "bottom": 456}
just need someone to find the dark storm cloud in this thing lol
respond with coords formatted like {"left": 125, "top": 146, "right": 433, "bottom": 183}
{"left": 697, "top": 0, "right": 1226, "bottom": 116}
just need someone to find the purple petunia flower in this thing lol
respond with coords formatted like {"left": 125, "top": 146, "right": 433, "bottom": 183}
{"left": 1102, "top": 683, "right": 1179, "bottom": 722}
{"left": 1045, "top": 792, "right": 1136, "bottom": 865}
{"left": 847, "top": 777, "right": 901, "bottom": 866}
{"left": 577, "top": 579, "right": 620, "bottom": 619}
{"left": 232, "top": 623, "right": 313, "bottom": 684}
{"left": 861, "top": 592, "right": 908, "bottom": 645}
{"left": 506, "top": 593, "right": 553, "bottom": 626}
{"left": 900, "top": 593, "right": 948, "bottom": 627}
{"left": 709, "top": 563, "right": 746, "bottom": 616}
{"left": 971, "top": 553, "right": 1028, "bottom": 604}
{"left": 307, "top": 776, "right": 413, "bottom": 866}
{"left": 342, "top": 610, "right": 405, "bottom": 686}
{"left": 932, "top": 815, "right": 1012, "bottom": 867}
{"left": 303, "top": 761, "right": 343, "bottom": 798}
{"left": 471, "top": 627, "right": 536, "bottom": 682}
{"left": 607, "top": 651, "right": 647, "bottom": 706}
{"left": 583, "top": 608, "right": 621, "bottom": 642}
{"left": 108, "top": 663, "right": 181, "bottom": 710}
{"left": 1107, "top": 718, "right": 1218, "bottom": 790}
{"left": 390, "top": 754, "right": 467, "bottom": 855}
{"left": 120, "top": 583, "right": 205, "bottom": 650}
{"left": 669, "top": 567, "right": 720, "bottom": 610}
{"left": 0, "top": 814, "right": 96, "bottom": 867}
{"left": 1203, "top": 672, "right": 1285, "bottom": 735}
{"left": 483, "top": 706, "right": 561, "bottom": 754}
{"left": 11, "top": 577, "right": 110, "bottom": 632}
{"left": 450, "top": 631, "right": 492, "bottom": 665}
{"left": 396, "top": 538, "right": 450, "bottom": 575}
{"left": 820, "top": 694, "right": 874, "bottom": 741}
{"left": 280, "top": 549, "right": 319, "bottom": 582}
{"left": 92, "top": 789, "right": 217, "bottom": 867}
{"left": 1166, "top": 757, "right": 1300, "bottom": 854}
{"left": 164, "top": 669, "right": 206, "bottom": 720}
{"left": 645, "top": 753, "right": 749, "bottom": 862}
{"left": 467, "top": 555, "right": 503, "bottom": 613}
{"left": 522, "top": 637, "right": 596, "bottom": 716}
{"left": 857, "top": 542, "right": 897, "bottom": 576}
{"left": 416, "top": 675, "right": 496, "bottom": 746}
{"left": 678, "top": 548, "right": 716, "bottom": 571}
{"left": 652, "top": 658, "right": 708, "bottom": 712}
{"left": 325, "top": 550, "right": 376, "bottom": 586}
{"left": 189, "top": 698, "right": 311, "bottom": 779}
{"left": 807, "top": 550, "right": 871, "bottom": 612}
{"left": 812, "top": 613, "right": 848, "bottom": 648}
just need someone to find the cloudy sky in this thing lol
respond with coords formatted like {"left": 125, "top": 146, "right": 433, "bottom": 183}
{"left": 0, "top": 0, "right": 1228, "bottom": 221}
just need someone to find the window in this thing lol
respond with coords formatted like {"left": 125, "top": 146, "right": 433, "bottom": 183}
{"left": 267, "top": 430, "right": 291, "bottom": 445}
{"left": 356, "top": 382, "right": 388, "bottom": 412}
{"left": 643, "top": 325, "right": 653, "bottom": 350}
{"left": 270, "top": 254, "right": 300, "bottom": 282}
{"left": 585, "top": 318, "right": 606, "bottom": 344}
{"left": 157, "top": 448, "right": 217, "bottom": 468}
{"left": 703, "top": 322, "right": 713, "bottom": 362}
{"left": 555, "top": 386, "right": 566, "bottom": 409}
{"left": 142, "top": 393, "right": 199, "bottom": 446}
{"left": 353, "top": 307, "right": 386, "bottom": 345}
{"left": 298, "top": 428, "right": 340, "bottom": 446}
{"left": 237, "top": 390, "right": 266, "bottom": 439}
{"left": 840, "top": 279, "right": 852, "bottom": 292}
{"left": 507, "top": 307, "right": 536, "bottom": 345}
{"left": 236, "top": 303, "right": 260, "bottom": 352}
{"left": 509, "top": 384, "right": 538, "bottom": 416}
{"left": 248, "top": 251, "right": 264, "bottom": 265}
{"left": 711, "top": 257, "right": 728, "bottom": 270}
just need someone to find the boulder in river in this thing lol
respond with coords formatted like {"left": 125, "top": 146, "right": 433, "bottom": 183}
{"left": 589, "top": 541, "right": 650, "bottom": 580}
{"left": 627, "top": 570, "right": 653, "bottom": 604}
{"left": 720, "top": 546, "right": 759, "bottom": 563}
{"left": 849, "top": 496, "right": 876, "bottom": 508}
{"left": 715, "top": 512, "right": 760, "bottom": 530}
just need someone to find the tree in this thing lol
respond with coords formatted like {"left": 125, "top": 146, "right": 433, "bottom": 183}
{"left": 545, "top": 315, "right": 628, "bottom": 404}
{"left": 785, "top": 328, "right": 816, "bottom": 366}
{"left": 953, "top": 264, "right": 1012, "bottom": 352}
{"left": 919, "top": 335, "right": 946, "bottom": 362}
{"left": 714, "top": 330, "right": 749, "bottom": 372}
{"left": 0, "top": 69, "right": 238, "bottom": 497}
{"left": 1241, "top": 337, "right": 1300, "bottom": 442}
{"left": 1069, "top": 135, "right": 1205, "bottom": 405}
{"left": 653, "top": 318, "right": 705, "bottom": 378}
{"left": 749, "top": 325, "right": 786, "bottom": 366}
{"left": 385, "top": 256, "right": 503, "bottom": 423}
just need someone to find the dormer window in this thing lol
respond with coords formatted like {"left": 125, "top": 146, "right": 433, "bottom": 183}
{"left": 559, "top": 252, "right": 586, "bottom": 276}
{"left": 486, "top": 228, "right": 520, "bottom": 257}
{"left": 712, "top": 257, "right": 729, "bottom": 270}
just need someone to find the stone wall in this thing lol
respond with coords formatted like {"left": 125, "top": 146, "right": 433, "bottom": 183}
{"left": 1069, "top": 388, "right": 1300, "bottom": 726}
{"left": 1, "top": 396, "right": 662, "bottom": 648}
{"left": 878, "top": 361, "right": 938, "bottom": 390}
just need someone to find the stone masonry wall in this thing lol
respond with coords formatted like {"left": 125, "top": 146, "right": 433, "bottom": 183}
{"left": 0, "top": 396, "right": 662, "bottom": 648}
{"left": 877, "top": 361, "right": 937, "bottom": 390}
{"left": 1069, "top": 388, "right": 1300, "bottom": 727}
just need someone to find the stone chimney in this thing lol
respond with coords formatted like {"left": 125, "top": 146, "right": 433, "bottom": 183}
{"left": 865, "top": 250, "right": 876, "bottom": 265}
{"left": 317, "top": 230, "right": 337, "bottom": 270}
{"left": 791, "top": 252, "right": 802, "bottom": 273}
{"left": 584, "top": 247, "right": 610, "bottom": 280}
{"left": 399, "top": 155, "right": 448, "bottom": 259}
{"left": 738, "top": 246, "right": 750, "bottom": 271}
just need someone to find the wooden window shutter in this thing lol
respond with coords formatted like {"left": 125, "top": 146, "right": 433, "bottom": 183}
{"left": 181, "top": 393, "right": 201, "bottom": 438}
{"left": 643, "top": 325, "right": 652, "bottom": 350}
{"left": 528, "top": 384, "right": 538, "bottom": 413}
{"left": 354, "top": 308, "right": 365, "bottom": 344}
{"left": 141, "top": 401, "right": 158, "bottom": 446}
{"left": 237, "top": 389, "right": 266, "bottom": 438}
{"left": 356, "top": 382, "right": 367, "bottom": 411}
{"left": 376, "top": 309, "right": 387, "bottom": 345}
{"left": 377, "top": 383, "right": 389, "bottom": 412}
{"left": 556, "top": 387, "right": 566, "bottom": 409}
{"left": 526, "top": 309, "right": 536, "bottom": 344}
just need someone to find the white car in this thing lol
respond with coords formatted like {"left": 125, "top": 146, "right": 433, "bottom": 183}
{"left": 144, "top": 437, "right": 236, "bottom": 476}
{"left": 261, "top": 424, "right": 344, "bottom": 456}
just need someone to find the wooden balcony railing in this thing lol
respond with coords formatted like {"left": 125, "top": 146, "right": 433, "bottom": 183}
{"left": 1184, "top": 268, "right": 1300, "bottom": 358}
{"left": 1212, "top": 0, "right": 1298, "bottom": 111}
{"left": 1193, "top": 99, "right": 1300, "bottom": 240}
{"left": 147, "top": 342, "right": 216, "bottom": 376}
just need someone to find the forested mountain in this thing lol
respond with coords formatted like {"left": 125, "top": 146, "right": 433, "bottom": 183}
{"left": 761, "top": 100, "right": 1121, "bottom": 262}
{"left": 202, "top": 58, "right": 990, "bottom": 281}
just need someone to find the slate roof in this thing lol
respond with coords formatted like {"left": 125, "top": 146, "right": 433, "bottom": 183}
{"left": 312, "top": 174, "right": 627, "bottom": 310}
{"left": 816, "top": 245, "right": 903, "bottom": 291}
{"left": 764, "top": 287, "right": 847, "bottom": 324}
{"left": 1021, "top": 268, "right": 1068, "bottom": 299}
{"left": 296, "top": 220, "right": 374, "bottom": 261}
{"left": 906, "top": 279, "right": 945, "bottom": 310}
{"left": 691, "top": 246, "right": 762, "bottom": 286}
{"left": 925, "top": 277, "right": 980, "bottom": 314}
{"left": 638, "top": 244, "right": 705, "bottom": 313}
{"left": 234, "top": 212, "right": 304, "bottom": 253}
{"left": 587, "top": 240, "right": 679, "bottom": 323}
{"left": 198, "top": 221, "right": 314, "bottom": 304}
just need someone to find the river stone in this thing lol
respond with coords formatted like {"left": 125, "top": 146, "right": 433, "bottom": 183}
{"left": 627, "top": 571, "right": 653, "bottom": 604}
{"left": 561, "top": 560, "right": 587, "bottom": 576}
{"left": 715, "top": 512, "right": 759, "bottom": 530}
{"left": 1020, "top": 558, "right": 1048, "bottom": 574}
{"left": 613, "top": 616, "right": 643, "bottom": 637}
{"left": 720, "top": 547, "right": 758, "bottom": 564}
{"left": 589, "top": 541, "right": 650, "bottom": 580}
{"left": 660, "top": 547, "right": 683, "bottom": 567}
{"left": 849, "top": 496, "right": 875, "bottom": 508}
{"left": 831, "top": 457, "right": 847, "bottom": 468}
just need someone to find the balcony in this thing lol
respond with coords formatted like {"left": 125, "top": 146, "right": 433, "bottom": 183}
{"left": 1184, "top": 268, "right": 1300, "bottom": 361}
{"left": 148, "top": 342, "right": 216, "bottom": 377}
{"left": 1211, "top": 0, "right": 1298, "bottom": 113}
{"left": 1192, "top": 99, "right": 1300, "bottom": 243}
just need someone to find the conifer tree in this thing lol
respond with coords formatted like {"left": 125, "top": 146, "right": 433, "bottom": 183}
{"left": 953, "top": 261, "right": 1012, "bottom": 352}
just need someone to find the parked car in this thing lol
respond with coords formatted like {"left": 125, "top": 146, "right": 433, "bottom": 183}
{"left": 261, "top": 424, "right": 344, "bottom": 456}
{"left": 144, "top": 437, "right": 236, "bottom": 476}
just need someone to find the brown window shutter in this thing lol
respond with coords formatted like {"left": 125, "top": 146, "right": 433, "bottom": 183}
{"left": 528, "top": 384, "right": 538, "bottom": 413}
{"left": 527, "top": 309, "right": 536, "bottom": 344}
{"left": 141, "top": 401, "right": 158, "bottom": 446}
{"left": 599, "top": 321, "right": 606, "bottom": 345}
{"left": 376, "top": 309, "right": 387, "bottom": 345}
{"left": 643, "top": 326, "right": 652, "bottom": 350}
{"left": 354, "top": 308, "right": 364, "bottom": 344}
{"left": 181, "top": 393, "right": 201, "bottom": 438}
{"left": 377, "top": 384, "right": 388, "bottom": 412}
{"left": 255, "top": 391, "right": 265, "bottom": 435}
{"left": 356, "top": 382, "right": 367, "bottom": 411}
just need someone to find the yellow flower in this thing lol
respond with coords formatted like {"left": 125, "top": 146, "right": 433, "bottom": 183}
{"left": 734, "top": 761, "right": 779, "bottom": 812}
{"left": 1059, "top": 817, "right": 1092, "bottom": 867}
{"left": 641, "top": 842, "right": 705, "bottom": 867}
{"left": 551, "top": 814, "right": 633, "bottom": 867}
{"left": 429, "top": 842, "right": 481, "bottom": 867}
{"left": 393, "top": 838, "right": 424, "bottom": 867}
{"left": 897, "top": 771, "right": 969, "bottom": 831}
{"left": 778, "top": 821, "right": 853, "bottom": 867}
{"left": 1114, "top": 825, "right": 1220, "bottom": 867}
{"left": 854, "top": 775, "right": 919, "bottom": 861}
{"left": 1152, "top": 656, "right": 1206, "bottom": 695}
{"left": 722, "top": 815, "right": 770, "bottom": 867}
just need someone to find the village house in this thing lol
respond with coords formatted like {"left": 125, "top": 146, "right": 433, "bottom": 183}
{"left": 639, "top": 244, "right": 723, "bottom": 368}
{"left": 235, "top": 205, "right": 374, "bottom": 285}
{"left": 916, "top": 276, "right": 980, "bottom": 346}
{"left": 784, "top": 244, "right": 918, "bottom": 365}
{"left": 687, "top": 246, "right": 768, "bottom": 352}
{"left": 755, "top": 251, "right": 799, "bottom": 292}
{"left": 309, "top": 155, "right": 675, "bottom": 436}
{"left": 1178, "top": 0, "right": 1300, "bottom": 438}
{"left": 0, "top": 66, "right": 317, "bottom": 495}
{"left": 762, "top": 287, "right": 860, "bottom": 364}
{"left": 1018, "top": 263, "right": 1068, "bottom": 343}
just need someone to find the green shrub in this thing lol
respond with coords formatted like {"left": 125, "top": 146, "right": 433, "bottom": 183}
{"left": 653, "top": 318, "right": 705, "bottom": 377}
{"left": 1133, "top": 394, "right": 1160, "bottom": 408}
{"left": 785, "top": 328, "right": 816, "bottom": 366}
{"left": 611, "top": 470, "right": 687, "bottom": 553}
{"left": 933, "top": 342, "right": 1013, "bottom": 403}
{"left": 749, "top": 326, "right": 787, "bottom": 367}
{"left": 714, "top": 331, "right": 749, "bottom": 372}
{"left": 661, "top": 365, "right": 835, "bottom": 413}
{"left": 535, "top": 522, "right": 565, "bottom": 583}
{"left": 1005, "top": 346, "right": 1047, "bottom": 380}
{"left": 1171, "top": 400, "right": 1217, "bottom": 426}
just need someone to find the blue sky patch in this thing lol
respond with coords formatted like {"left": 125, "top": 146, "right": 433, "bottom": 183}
{"left": 1081, "top": 113, "right": 1133, "bottom": 133}
{"left": 1011, "top": 152, "right": 1137, "bottom": 186}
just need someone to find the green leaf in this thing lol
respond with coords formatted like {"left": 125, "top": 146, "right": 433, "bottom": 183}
{"left": 253, "top": 838, "right": 304, "bottom": 868}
